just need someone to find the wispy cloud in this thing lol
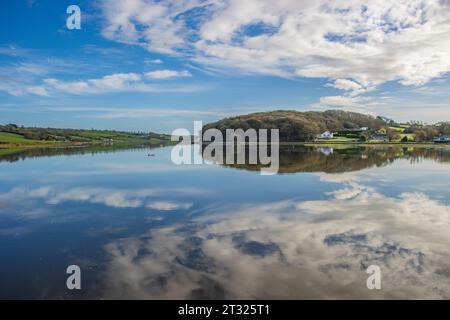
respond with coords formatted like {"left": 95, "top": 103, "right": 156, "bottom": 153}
{"left": 0, "top": 186, "right": 203, "bottom": 212}
{"left": 144, "top": 58, "right": 163, "bottom": 65}
{"left": 0, "top": 70, "right": 206, "bottom": 96}
{"left": 144, "top": 69, "right": 191, "bottom": 79}
{"left": 0, "top": 45, "right": 30, "bottom": 57}
{"left": 89, "top": 107, "right": 227, "bottom": 119}
{"left": 146, "top": 201, "right": 193, "bottom": 211}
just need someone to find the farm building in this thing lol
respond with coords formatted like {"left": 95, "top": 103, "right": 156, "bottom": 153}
{"left": 318, "top": 131, "right": 334, "bottom": 139}
{"left": 370, "top": 135, "right": 389, "bottom": 142}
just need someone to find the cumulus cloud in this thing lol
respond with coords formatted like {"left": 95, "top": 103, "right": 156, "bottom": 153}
{"left": 100, "top": 0, "right": 450, "bottom": 92}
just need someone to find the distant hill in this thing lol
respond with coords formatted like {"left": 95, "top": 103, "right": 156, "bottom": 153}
{"left": 0, "top": 124, "right": 172, "bottom": 148}
{"left": 203, "top": 110, "right": 387, "bottom": 142}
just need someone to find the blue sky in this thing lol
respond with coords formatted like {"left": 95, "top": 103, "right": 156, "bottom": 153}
{"left": 1, "top": 0, "right": 449, "bottom": 133}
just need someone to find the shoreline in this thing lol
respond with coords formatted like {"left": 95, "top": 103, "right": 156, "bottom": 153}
{"left": 1, "top": 140, "right": 449, "bottom": 153}
{"left": 0, "top": 140, "right": 177, "bottom": 158}
{"left": 301, "top": 142, "right": 450, "bottom": 147}
{"left": 198, "top": 141, "right": 450, "bottom": 147}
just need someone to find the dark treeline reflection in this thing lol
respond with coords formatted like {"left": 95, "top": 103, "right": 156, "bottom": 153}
{"left": 202, "top": 145, "right": 450, "bottom": 173}
{"left": 2, "top": 144, "right": 449, "bottom": 173}
{"left": 0, "top": 144, "right": 165, "bottom": 163}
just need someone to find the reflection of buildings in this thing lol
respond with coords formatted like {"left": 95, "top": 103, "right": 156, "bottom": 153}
{"left": 318, "top": 147, "right": 333, "bottom": 155}
{"left": 102, "top": 138, "right": 114, "bottom": 145}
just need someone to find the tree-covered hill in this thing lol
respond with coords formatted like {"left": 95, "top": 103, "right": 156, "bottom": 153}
{"left": 203, "top": 110, "right": 387, "bottom": 142}
{"left": 203, "top": 110, "right": 449, "bottom": 142}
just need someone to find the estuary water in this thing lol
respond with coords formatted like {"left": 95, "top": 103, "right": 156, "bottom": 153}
{"left": 0, "top": 145, "right": 449, "bottom": 299}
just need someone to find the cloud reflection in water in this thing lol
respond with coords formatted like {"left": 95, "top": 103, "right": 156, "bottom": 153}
{"left": 98, "top": 178, "right": 450, "bottom": 299}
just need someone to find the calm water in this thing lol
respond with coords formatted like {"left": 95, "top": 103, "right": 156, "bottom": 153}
{"left": 0, "top": 145, "right": 449, "bottom": 299}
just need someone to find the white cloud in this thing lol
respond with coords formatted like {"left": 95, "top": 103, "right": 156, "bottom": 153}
{"left": 44, "top": 73, "right": 141, "bottom": 94}
{"left": 144, "top": 58, "right": 163, "bottom": 65}
{"left": 24, "top": 86, "right": 50, "bottom": 96}
{"left": 0, "top": 62, "right": 52, "bottom": 96}
{"left": 314, "top": 86, "right": 450, "bottom": 122}
{"left": 101, "top": 0, "right": 194, "bottom": 54}
{"left": 313, "top": 95, "right": 377, "bottom": 114}
{"left": 318, "top": 95, "right": 362, "bottom": 108}
{"left": 328, "top": 79, "right": 363, "bottom": 92}
{"left": 0, "top": 82, "right": 50, "bottom": 97}
{"left": 38, "top": 71, "right": 202, "bottom": 95}
{"left": 144, "top": 69, "right": 192, "bottom": 79}
{"left": 99, "top": 0, "right": 450, "bottom": 95}
{"left": 147, "top": 201, "right": 193, "bottom": 211}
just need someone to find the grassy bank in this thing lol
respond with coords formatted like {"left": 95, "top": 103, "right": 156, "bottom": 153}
{"left": 301, "top": 141, "right": 450, "bottom": 148}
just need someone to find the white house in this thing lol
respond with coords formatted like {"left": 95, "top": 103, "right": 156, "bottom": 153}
{"left": 319, "top": 131, "right": 333, "bottom": 139}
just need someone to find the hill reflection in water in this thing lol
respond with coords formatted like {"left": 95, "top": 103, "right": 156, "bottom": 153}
{"left": 202, "top": 145, "right": 450, "bottom": 173}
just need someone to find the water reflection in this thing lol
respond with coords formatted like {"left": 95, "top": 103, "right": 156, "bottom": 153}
{"left": 100, "top": 179, "right": 450, "bottom": 299}
{"left": 203, "top": 145, "right": 450, "bottom": 173}
{"left": 0, "top": 144, "right": 164, "bottom": 163}
{"left": 0, "top": 145, "right": 449, "bottom": 299}
{"left": 2, "top": 144, "right": 449, "bottom": 174}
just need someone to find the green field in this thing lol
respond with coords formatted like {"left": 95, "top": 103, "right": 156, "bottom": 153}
{"left": 389, "top": 126, "right": 406, "bottom": 132}
{"left": 0, "top": 126, "right": 174, "bottom": 151}
{"left": 317, "top": 137, "right": 359, "bottom": 142}
{"left": 0, "top": 132, "right": 58, "bottom": 146}
{"left": 390, "top": 133, "right": 416, "bottom": 142}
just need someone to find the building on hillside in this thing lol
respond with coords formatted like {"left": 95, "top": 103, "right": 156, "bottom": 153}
{"left": 318, "top": 131, "right": 334, "bottom": 139}
{"left": 433, "top": 135, "right": 450, "bottom": 143}
{"left": 370, "top": 135, "right": 389, "bottom": 142}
